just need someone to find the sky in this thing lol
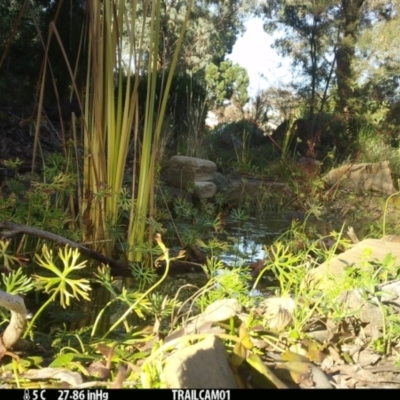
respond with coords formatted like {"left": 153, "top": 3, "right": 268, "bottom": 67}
{"left": 226, "top": 17, "right": 293, "bottom": 98}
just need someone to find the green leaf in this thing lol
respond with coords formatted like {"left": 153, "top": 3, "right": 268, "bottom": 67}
{"left": 48, "top": 352, "right": 76, "bottom": 368}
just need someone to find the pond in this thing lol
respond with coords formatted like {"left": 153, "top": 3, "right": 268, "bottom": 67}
{"left": 219, "top": 214, "right": 290, "bottom": 265}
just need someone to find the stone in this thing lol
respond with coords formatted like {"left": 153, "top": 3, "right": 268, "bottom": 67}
{"left": 165, "top": 299, "right": 242, "bottom": 343}
{"left": 167, "top": 156, "right": 217, "bottom": 189}
{"left": 162, "top": 335, "right": 238, "bottom": 388}
{"left": 303, "top": 239, "right": 400, "bottom": 289}
{"left": 194, "top": 181, "right": 217, "bottom": 198}
{"left": 212, "top": 172, "right": 231, "bottom": 192}
{"left": 323, "top": 161, "right": 395, "bottom": 195}
{"left": 335, "top": 289, "right": 383, "bottom": 340}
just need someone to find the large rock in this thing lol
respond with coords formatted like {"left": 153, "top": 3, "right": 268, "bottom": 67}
{"left": 167, "top": 156, "right": 217, "bottom": 198}
{"left": 323, "top": 161, "right": 395, "bottom": 195}
{"left": 303, "top": 238, "right": 400, "bottom": 289}
{"left": 168, "top": 156, "right": 217, "bottom": 186}
{"left": 165, "top": 299, "right": 242, "bottom": 343}
{"left": 194, "top": 181, "right": 217, "bottom": 198}
{"left": 162, "top": 335, "right": 238, "bottom": 388}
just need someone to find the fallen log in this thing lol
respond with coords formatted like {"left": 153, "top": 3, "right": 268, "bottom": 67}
{"left": 0, "top": 290, "right": 34, "bottom": 359}
{"left": 0, "top": 222, "right": 206, "bottom": 277}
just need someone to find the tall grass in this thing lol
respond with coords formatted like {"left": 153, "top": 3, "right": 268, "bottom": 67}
{"left": 358, "top": 124, "right": 400, "bottom": 178}
{"left": 30, "top": 0, "right": 193, "bottom": 329}
{"left": 35, "top": 0, "right": 192, "bottom": 260}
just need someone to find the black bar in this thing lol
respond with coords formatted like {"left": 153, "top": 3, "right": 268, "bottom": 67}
{"left": 5, "top": 388, "right": 390, "bottom": 395}
{"left": 12, "top": 389, "right": 239, "bottom": 400}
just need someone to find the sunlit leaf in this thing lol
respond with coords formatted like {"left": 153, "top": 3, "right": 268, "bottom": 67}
{"left": 33, "top": 245, "right": 91, "bottom": 308}
{"left": 275, "top": 361, "right": 313, "bottom": 385}
{"left": 49, "top": 352, "right": 76, "bottom": 368}
{"left": 247, "top": 354, "right": 288, "bottom": 389}
{"left": 282, "top": 350, "right": 309, "bottom": 362}
{"left": 231, "top": 342, "right": 247, "bottom": 368}
{"left": 301, "top": 339, "right": 326, "bottom": 363}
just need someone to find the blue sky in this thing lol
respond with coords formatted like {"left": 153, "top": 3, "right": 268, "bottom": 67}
{"left": 227, "top": 17, "right": 293, "bottom": 98}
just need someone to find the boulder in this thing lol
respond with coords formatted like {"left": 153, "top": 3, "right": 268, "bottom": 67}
{"left": 323, "top": 161, "right": 395, "bottom": 195}
{"left": 193, "top": 181, "right": 217, "bottom": 198}
{"left": 162, "top": 335, "right": 238, "bottom": 388}
{"left": 167, "top": 156, "right": 217, "bottom": 199}
{"left": 167, "top": 156, "right": 217, "bottom": 187}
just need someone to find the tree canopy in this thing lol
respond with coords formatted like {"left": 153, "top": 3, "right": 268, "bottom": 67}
{"left": 257, "top": 0, "right": 400, "bottom": 128}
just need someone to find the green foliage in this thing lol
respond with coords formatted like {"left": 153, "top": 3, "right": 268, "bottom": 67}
{"left": 196, "top": 257, "right": 254, "bottom": 308}
{"left": 258, "top": 0, "right": 400, "bottom": 144}
{"left": 0, "top": 0, "right": 85, "bottom": 106}
{"left": 129, "top": 263, "right": 158, "bottom": 291}
{"left": 133, "top": 71, "right": 209, "bottom": 154}
{"left": 33, "top": 245, "right": 91, "bottom": 309}
{"left": 205, "top": 60, "right": 249, "bottom": 107}
{"left": 0, "top": 159, "right": 77, "bottom": 238}
{"left": 0, "top": 267, "right": 33, "bottom": 296}
{"left": 123, "top": 0, "right": 252, "bottom": 74}
{"left": 208, "top": 119, "right": 273, "bottom": 175}
{"left": 358, "top": 123, "right": 400, "bottom": 179}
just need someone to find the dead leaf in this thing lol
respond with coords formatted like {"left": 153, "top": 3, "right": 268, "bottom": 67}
{"left": 282, "top": 350, "right": 309, "bottom": 363}
{"left": 87, "top": 361, "right": 110, "bottom": 380}
{"left": 301, "top": 339, "right": 326, "bottom": 363}
{"left": 111, "top": 364, "right": 129, "bottom": 388}
{"left": 276, "top": 361, "right": 313, "bottom": 385}
{"left": 96, "top": 343, "right": 116, "bottom": 369}
{"left": 231, "top": 342, "right": 247, "bottom": 368}
{"left": 247, "top": 354, "right": 288, "bottom": 389}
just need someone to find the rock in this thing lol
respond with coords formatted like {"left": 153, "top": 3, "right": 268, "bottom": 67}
{"left": 336, "top": 289, "right": 383, "bottom": 340}
{"left": 162, "top": 335, "right": 238, "bottom": 388}
{"left": 323, "top": 161, "right": 395, "bottom": 195}
{"left": 193, "top": 181, "right": 217, "bottom": 198}
{"left": 303, "top": 239, "right": 400, "bottom": 289}
{"left": 212, "top": 172, "right": 231, "bottom": 193}
{"left": 165, "top": 299, "right": 242, "bottom": 343}
{"left": 167, "top": 156, "right": 216, "bottom": 188}
{"left": 198, "top": 299, "right": 242, "bottom": 323}
{"left": 382, "top": 235, "right": 400, "bottom": 243}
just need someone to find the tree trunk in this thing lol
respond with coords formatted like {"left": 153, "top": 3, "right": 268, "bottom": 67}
{"left": 335, "top": 0, "right": 364, "bottom": 139}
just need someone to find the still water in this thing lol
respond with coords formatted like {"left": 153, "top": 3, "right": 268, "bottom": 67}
{"left": 220, "top": 215, "right": 290, "bottom": 266}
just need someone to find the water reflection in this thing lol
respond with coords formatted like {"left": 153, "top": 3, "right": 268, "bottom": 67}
{"left": 220, "top": 215, "right": 289, "bottom": 265}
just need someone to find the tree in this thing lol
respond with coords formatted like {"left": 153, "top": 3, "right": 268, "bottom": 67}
{"left": 247, "top": 86, "right": 300, "bottom": 132}
{"left": 205, "top": 60, "right": 249, "bottom": 108}
{"left": 355, "top": 1, "right": 400, "bottom": 106}
{"left": 334, "top": 0, "right": 364, "bottom": 119}
{"left": 260, "top": 1, "right": 338, "bottom": 118}
{"left": 258, "top": 0, "right": 400, "bottom": 145}
{"left": 0, "top": 0, "right": 85, "bottom": 107}
{"left": 123, "top": 0, "right": 255, "bottom": 75}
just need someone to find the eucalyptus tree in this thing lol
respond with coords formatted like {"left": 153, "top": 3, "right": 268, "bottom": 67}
{"left": 355, "top": 1, "right": 400, "bottom": 111}
{"left": 259, "top": 0, "right": 399, "bottom": 136}
{"left": 259, "top": 1, "right": 338, "bottom": 117}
